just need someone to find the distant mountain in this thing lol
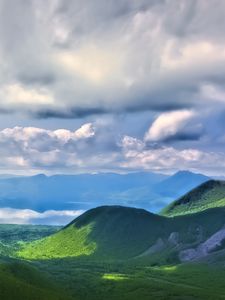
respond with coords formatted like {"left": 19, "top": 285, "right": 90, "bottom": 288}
{"left": 17, "top": 205, "right": 225, "bottom": 263}
{"left": 0, "top": 171, "right": 209, "bottom": 214}
{"left": 0, "top": 174, "right": 23, "bottom": 179}
{"left": 154, "top": 170, "right": 209, "bottom": 198}
{"left": 161, "top": 180, "right": 225, "bottom": 217}
{"left": 0, "top": 172, "right": 167, "bottom": 212}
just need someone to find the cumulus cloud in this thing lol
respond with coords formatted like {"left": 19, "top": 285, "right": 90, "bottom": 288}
{"left": 121, "top": 135, "right": 145, "bottom": 151}
{"left": 0, "top": 208, "right": 83, "bottom": 225}
{"left": 121, "top": 143, "right": 225, "bottom": 175}
{"left": 0, "top": 0, "right": 225, "bottom": 117}
{"left": 0, "top": 123, "right": 120, "bottom": 172}
{"left": 144, "top": 110, "right": 197, "bottom": 142}
{"left": 0, "top": 121, "right": 222, "bottom": 175}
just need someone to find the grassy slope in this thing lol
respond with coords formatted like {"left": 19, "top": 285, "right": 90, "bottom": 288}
{"left": 3, "top": 205, "right": 225, "bottom": 299}
{"left": 18, "top": 224, "right": 97, "bottom": 259}
{"left": 0, "top": 260, "right": 72, "bottom": 300}
{"left": 161, "top": 180, "right": 225, "bottom": 217}
{"left": 0, "top": 224, "right": 61, "bottom": 257}
{"left": 17, "top": 206, "right": 169, "bottom": 260}
{"left": 17, "top": 205, "right": 225, "bottom": 260}
{"left": 33, "top": 259, "right": 225, "bottom": 300}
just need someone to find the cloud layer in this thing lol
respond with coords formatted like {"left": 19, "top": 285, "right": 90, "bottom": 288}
{"left": 0, "top": 208, "right": 83, "bottom": 225}
{"left": 0, "top": 119, "right": 223, "bottom": 175}
{"left": 144, "top": 110, "right": 196, "bottom": 142}
{"left": 0, "top": 0, "right": 225, "bottom": 118}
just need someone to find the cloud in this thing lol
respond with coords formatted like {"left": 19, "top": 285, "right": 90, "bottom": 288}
{"left": 121, "top": 135, "right": 145, "bottom": 151}
{"left": 0, "top": 123, "right": 121, "bottom": 172}
{"left": 0, "top": 1, "right": 225, "bottom": 118}
{"left": 0, "top": 83, "right": 54, "bottom": 106}
{"left": 0, "top": 121, "right": 222, "bottom": 175}
{"left": 200, "top": 84, "right": 225, "bottom": 103}
{"left": 0, "top": 207, "right": 83, "bottom": 225}
{"left": 144, "top": 110, "right": 197, "bottom": 142}
{"left": 121, "top": 144, "right": 225, "bottom": 175}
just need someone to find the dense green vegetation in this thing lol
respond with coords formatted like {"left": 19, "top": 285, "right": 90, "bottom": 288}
{"left": 0, "top": 224, "right": 61, "bottom": 245}
{"left": 162, "top": 180, "right": 225, "bottom": 216}
{"left": 2, "top": 191, "right": 225, "bottom": 299}
{"left": 0, "top": 224, "right": 61, "bottom": 256}
{"left": 31, "top": 259, "right": 225, "bottom": 300}
{"left": 0, "top": 260, "right": 72, "bottom": 300}
{"left": 17, "top": 206, "right": 168, "bottom": 259}
{"left": 17, "top": 205, "right": 225, "bottom": 261}
{"left": 18, "top": 224, "right": 97, "bottom": 259}
{"left": 2, "top": 256, "right": 225, "bottom": 300}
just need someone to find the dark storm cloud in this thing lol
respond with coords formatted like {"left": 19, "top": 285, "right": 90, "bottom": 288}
{"left": 162, "top": 131, "right": 203, "bottom": 143}
{"left": 0, "top": 0, "right": 225, "bottom": 118}
{"left": 33, "top": 107, "right": 108, "bottom": 119}
{"left": 18, "top": 72, "right": 56, "bottom": 86}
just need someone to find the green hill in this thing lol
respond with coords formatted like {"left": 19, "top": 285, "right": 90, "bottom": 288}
{"left": 17, "top": 205, "right": 225, "bottom": 261}
{"left": 0, "top": 260, "right": 72, "bottom": 300}
{"left": 6, "top": 205, "right": 225, "bottom": 299}
{"left": 161, "top": 180, "right": 225, "bottom": 217}
{"left": 17, "top": 206, "right": 169, "bottom": 260}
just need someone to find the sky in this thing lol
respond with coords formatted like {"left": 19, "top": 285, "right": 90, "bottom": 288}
{"left": 0, "top": 0, "right": 225, "bottom": 177}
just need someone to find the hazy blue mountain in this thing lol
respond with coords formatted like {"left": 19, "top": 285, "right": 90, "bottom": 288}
{"left": 0, "top": 171, "right": 210, "bottom": 213}
{"left": 154, "top": 170, "right": 209, "bottom": 198}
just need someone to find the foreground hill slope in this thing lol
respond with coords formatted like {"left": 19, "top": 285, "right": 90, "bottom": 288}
{"left": 18, "top": 206, "right": 168, "bottom": 259}
{"left": 162, "top": 180, "right": 225, "bottom": 217}
{"left": 0, "top": 260, "right": 72, "bottom": 300}
{"left": 17, "top": 205, "right": 225, "bottom": 261}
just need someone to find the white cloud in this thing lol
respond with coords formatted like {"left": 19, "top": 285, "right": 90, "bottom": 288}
{"left": 56, "top": 46, "right": 123, "bottom": 85}
{"left": 0, "top": 124, "right": 117, "bottom": 172}
{"left": 200, "top": 84, "right": 225, "bottom": 103}
{"left": 121, "top": 144, "right": 223, "bottom": 174}
{"left": 0, "top": 123, "right": 95, "bottom": 145}
{"left": 121, "top": 135, "right": 145, "bottom": 151}
{"left": 54, "top": 123, "right": 95, "bottom": 142}
{"left": 0, "top": 83, "right": 54, "bottom": 106}
{"left": 74, "top": 123, "right": 95, "bottom": 139}
{"left": 0, "top": 208, "right": 84, "bottom": 225}
{"left": 144, "top": 110, "right": 195, "bottom": 142}
{"left": 0, "top": 122, "right": 222, "bottom": 176}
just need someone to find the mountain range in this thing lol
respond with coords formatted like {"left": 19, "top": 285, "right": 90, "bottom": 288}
{"left": 0, "top": 170, "right": 209, "bottom": 213}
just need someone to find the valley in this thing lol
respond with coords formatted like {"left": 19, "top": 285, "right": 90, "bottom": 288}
{"left": 2, "top": 178, "right": 225, "bottom": 299}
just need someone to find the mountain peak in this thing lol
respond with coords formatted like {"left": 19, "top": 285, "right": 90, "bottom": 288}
{"left": 173, "top": 170, "right": 209, "bottom": 178}
{"left": 155, "top": 170, "right": 209, "bottom": 198}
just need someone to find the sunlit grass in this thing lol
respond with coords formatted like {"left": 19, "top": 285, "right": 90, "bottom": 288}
{"left": 102, "top": 273, "right": 129, "bottom": 281}
{"left": 17, "top": 224, "right": 97, "bottom": 259}
{"left": 155, "top": 265, "right": 178, "bottom": 272}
